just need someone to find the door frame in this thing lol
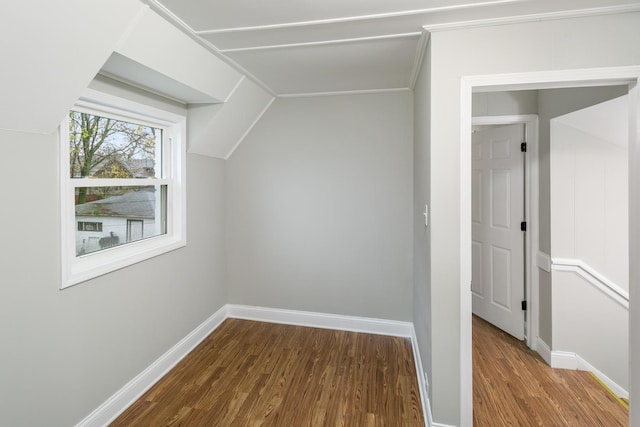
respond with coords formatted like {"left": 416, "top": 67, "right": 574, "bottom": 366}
{"left": 472, "top": 115, "right": 539, "bottom": 348}
{"left": 459, "top": 66, "right": 640, "bottom": 426}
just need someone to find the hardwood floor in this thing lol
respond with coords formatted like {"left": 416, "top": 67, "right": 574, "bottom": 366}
{"left": 473, "top": 315, "right": 628, "bottom": 426}
{"left": 111, "top": 318, "right": 424, "bottom": 426}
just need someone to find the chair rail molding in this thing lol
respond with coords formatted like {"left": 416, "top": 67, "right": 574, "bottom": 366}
{"left": 551, "top": 257, "right": 629, "bottom": 309}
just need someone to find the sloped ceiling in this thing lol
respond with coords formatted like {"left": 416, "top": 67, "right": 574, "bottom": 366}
{"left": 0, "top": 0, "right": 145, "bottom": 133}
{"left": 3, "top": 0, "right": 639, "bottom": 157}
{"left": 151, "top": 0, "right": 640, "bottom": 96}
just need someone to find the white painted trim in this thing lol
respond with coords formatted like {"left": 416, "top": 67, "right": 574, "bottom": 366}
{"left": 139, "top": 1, "right": 277, "bottom": 98}
{"left": 410, "top": 326, "right": 431, "bottom": 426}
{"left": 226, "top": 304, "right": 413, "bottom": 337}
{"left": 194, "top": 0, "right": 518, "bottom": 35}
{"left": 628, "top": 63, "right": 640, "bottom": 426}
{"left": 551, "top": 258, "right": 629, "bottom": 308}
{"left": 537, "top": 251, "right": 551, "bottom": 273}
{"left": 77, "top": 304, "right": 431, "bottom": 426}
{"left": 424, "top": 4, "right": 640, "bottom": 33}
{"left": 218, "top": 32, "right": 421, "bottom": 53}
{"left": 551, "top": 350, "right": 579, "bottom": 370}
{"left": 460, "top": 77, "right": 474, "bottom": 427}
{"left": 409, "top": 30, "right": 430, "bottom": 91}
{"left": 462, "top": 67, "right": 640, "bottom": 94}
{"left": 432, "top": 423, "right": 458, "bottom": 427}
{"left": 460, "top": 66, "right": 640, "bottom": 427}
{"left": 585, "top": 358, "right": 629, "bottom": 400}
{"left": 536, "top": 337, "right": 552, "bottom": 365}
{"left": 224, "top": 96, "right": 276, "bottom": 160}
{"left": 75, "top": 305, "right": 229, "bottom": 427}
{"left": 224, "top": 75, "right": 246, "bottom": 103}
{"left": 550, "top": 350, "right": 629, "bottom": 399}
{"left": 277, "top": 87, "right": 411, "bottom": 99}
{"left": 60, "top": 92, "right": 188, "bottom": 288}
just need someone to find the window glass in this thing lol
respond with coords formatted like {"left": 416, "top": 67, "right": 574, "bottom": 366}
{"left": 68, "top": 111, "right": 161, "bottom": 179}
{"left": 74, "top": 185, "right": 167, "bottom": 255}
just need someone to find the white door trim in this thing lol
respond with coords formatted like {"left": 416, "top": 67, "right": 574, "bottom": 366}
{"left": 460, "top": 66, "right": 640, "bottom": 427}
{"left": 472, "top": 115, "right": 539, "bottom": 350}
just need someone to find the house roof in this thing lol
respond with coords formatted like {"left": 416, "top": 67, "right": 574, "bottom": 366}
{"left": 75, "top": 189, "right": 156, "bottom": 219}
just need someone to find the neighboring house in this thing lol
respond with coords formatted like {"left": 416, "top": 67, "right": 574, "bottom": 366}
{"left": 75, "top": 189, "right": 159, "bottom": 255}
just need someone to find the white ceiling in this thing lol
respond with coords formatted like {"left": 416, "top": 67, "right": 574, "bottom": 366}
{"left": 150, "top": 0, "right": 640, "bottom": 96}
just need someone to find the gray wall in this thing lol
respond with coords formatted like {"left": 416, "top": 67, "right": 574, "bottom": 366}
{"left": 413, "top": 41, "right": 433, "bottom": 405}
{"left": 226, "top": 92, "right": 414, "bottom": 321}
{"left": 0, "top": 97, "right": 227, "bottom": 425}
{"left": 472, "top": 90, "right": 539, "bottom": 116}
{"left": 418, "top": 11, "right": 640, "bottom": 426}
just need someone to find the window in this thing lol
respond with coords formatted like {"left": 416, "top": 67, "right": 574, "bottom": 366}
{"left": 78, "top": 221, "right": 103, "bottom": 232}
{"left": 60, "top": 89, "right": 186, "bottom": 288}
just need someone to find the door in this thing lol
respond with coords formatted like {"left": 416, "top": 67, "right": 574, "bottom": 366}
{"left": 127, "top": 219, "right": 144, "bottom": 242}
{"left": 472, "top": 123, "right": 525, "bottom": 340}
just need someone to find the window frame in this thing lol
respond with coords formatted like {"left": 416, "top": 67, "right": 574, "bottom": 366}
{"left": 60, "top": 88, "right": 186, "bottom": 288}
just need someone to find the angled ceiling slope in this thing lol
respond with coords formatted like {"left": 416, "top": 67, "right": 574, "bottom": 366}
{"left": 106, "top": 6, "right": 274, "bottom": 159}
{"left": 0, "top": 0, "right": 145, "bottom": 133}
{"left": 151, "top": 0, "right": 640, "bottom": 96}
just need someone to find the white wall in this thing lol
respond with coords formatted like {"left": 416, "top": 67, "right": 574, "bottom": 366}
{"left": 550, "top": 99, "right": 629, "bottom": 391}
{"left": 552, "top": 272, "right": 629, "bottom": 390}
{"left": 418, "top": 12, "right": 640, "bottom": 425}
{"left": 551, "top": 107, "right": 629, "bottom": 289}
{"left": 226, "top": 92, "right": 414, "bottom": 321}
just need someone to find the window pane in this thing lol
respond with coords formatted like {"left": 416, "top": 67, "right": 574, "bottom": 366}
{"left": 75, "top": 186, "right": 167, "bottom": 256}
{"left": 68, "top": 111, "right": 162, "bottom": 179}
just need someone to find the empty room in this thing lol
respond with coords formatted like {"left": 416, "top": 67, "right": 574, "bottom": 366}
{"left": 1, "top": 1, "right": 640, "bottom": 426}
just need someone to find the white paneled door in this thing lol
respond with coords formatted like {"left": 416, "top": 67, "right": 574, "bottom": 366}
{"left": 472, "top": 123, "right": 525, "bottom": 340}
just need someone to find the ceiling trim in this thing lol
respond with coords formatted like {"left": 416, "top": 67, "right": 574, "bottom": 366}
{"left": 409, "top": 30, "right": 431, "bottom": 90}
{"left": 218, "top": 32, "right": 420, "bottom": 53}
{"left": 224, "top": 76, "right": 246, "bottom": 103}
{"left": 278, "top": 87, "right": 412, "bottom": 99}
{"left": 423, "top": 4, "right": 640, "bottom": 32}
{"left": 195, "top": 0, "right": 518, "bottom": 34}
{"left": 142, "top": 0, "right": 277, "bottom": 97}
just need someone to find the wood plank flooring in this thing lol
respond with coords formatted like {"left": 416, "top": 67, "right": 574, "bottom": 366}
{"left": 473, "top": 315, "right": 628, "bottom": 426}
{"left": 111, "top": 318, "right": 424, "bottom": 426}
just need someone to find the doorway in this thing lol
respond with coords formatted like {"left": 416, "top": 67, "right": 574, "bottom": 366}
{"left": 460, "top": 67, "right": 640, "bottom": 426}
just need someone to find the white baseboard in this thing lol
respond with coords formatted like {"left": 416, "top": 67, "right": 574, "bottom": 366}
{"left": 432, "top": 423, "right": 457, "bottom": 427}
{"left": 550, "top": 350, "right": 628, "bottom": 399}
{"left": 550, "top": 350, "right": 580, "bottom": 370}
{"left": 77, "top": 304, "right": 426, "bottom": 426}
{"left": 535, "top": 337, "right": 552, "bottom": 365}
{"left": 226, "top": 304, "right": 414, "bottom": 337}
{"left": 409, "top": 326, "right": 431, "bottom": 427}
{"left": 75, "top": 305, "right": 229, "bottom": 427}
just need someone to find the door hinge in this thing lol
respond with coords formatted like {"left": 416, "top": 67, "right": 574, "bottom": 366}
{"left": 521, "top": 300, "right": 527, "bottom": 311}
{"left": 520, "top": 221, "right": 527, "bottom": 232}
{"left": 521, "top": 142, "right": 527, "bottom": 152}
